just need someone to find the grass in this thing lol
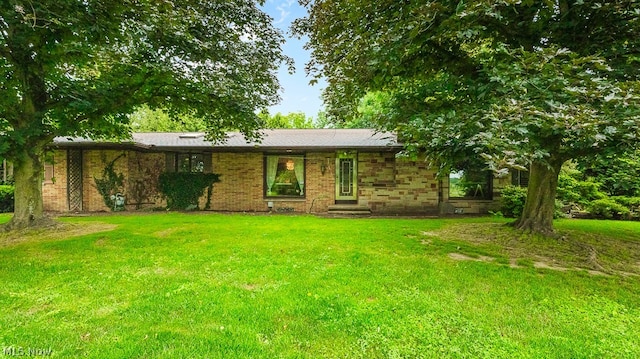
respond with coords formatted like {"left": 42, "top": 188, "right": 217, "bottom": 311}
{"left": 0, "top": 213, "right": 639, "bottom": 358}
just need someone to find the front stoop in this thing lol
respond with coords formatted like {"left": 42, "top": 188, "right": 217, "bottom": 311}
{"left": 327, "top": 204, "right": 372, "bottom": 215}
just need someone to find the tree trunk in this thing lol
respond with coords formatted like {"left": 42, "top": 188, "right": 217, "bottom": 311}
{"left": 514, "top": 159, "right": 564, "bottom": 235}
{"left": 4, "top": 147, "right": 53, "bottom": 231}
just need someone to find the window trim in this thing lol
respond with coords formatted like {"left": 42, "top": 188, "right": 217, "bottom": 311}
{"left": 263, "top": 153, "right": 306, "bottom": 199}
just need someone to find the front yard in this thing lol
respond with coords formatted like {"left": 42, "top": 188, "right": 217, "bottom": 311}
{"left": 0, "top": 213, "right": 639, "bottom": 358}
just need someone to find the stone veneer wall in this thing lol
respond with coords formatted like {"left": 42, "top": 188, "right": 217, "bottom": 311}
{"left": 358, "top": 152, "right": 440, "bottom": 214}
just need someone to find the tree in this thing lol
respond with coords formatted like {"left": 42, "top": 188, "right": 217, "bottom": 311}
{"left": 0, "top": 0, "right": 290, "bottom": 229}
{"left": 578, "top": 149, "right": 640, "bottom": 197}
{"left": 258, "top": 110, "right": 316, "bottom": 128}
{"left": 129, "top": 105, "right": 207, "bottom": 132}
{"left": 296, "top": 0, "right": 640, "bottom": 234}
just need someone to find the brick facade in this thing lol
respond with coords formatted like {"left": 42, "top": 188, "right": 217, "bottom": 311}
{"left": 43, "top": 148, "right": 505, "bottom": 214}
{"left": 42, "top": 150, "right": 68, "bottom": 212}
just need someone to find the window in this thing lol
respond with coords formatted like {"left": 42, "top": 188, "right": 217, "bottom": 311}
{"left": 511, "top": 169, "right": 529, "bottom": 187}
{"left": 178, "top": 153, "right": 204, "bottom": 173}
{"left": 449, "top": 168, "right": 492, "bottom": 200}
{"left": 166, "top": 153, "right": 210, "bottom": 173}
{"left": 264, "top": 155, "right": 305, "bottom": 197}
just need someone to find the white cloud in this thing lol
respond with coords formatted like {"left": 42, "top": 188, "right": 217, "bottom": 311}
{"left": 273, "top": 0, "right": 296, "bottom": 25}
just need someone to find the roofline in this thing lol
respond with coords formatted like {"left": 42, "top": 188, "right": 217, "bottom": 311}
{"left": 50, "top": 142, "right": 403, "bottom": 153}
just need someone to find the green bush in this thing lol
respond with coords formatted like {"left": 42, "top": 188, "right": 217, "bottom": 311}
{"left": 610, "top": 196, "right": 640, "bottom": 209}
{"left": 0, "top": 185, "right": 14, "bottom": 213}
{"left": 158, "top": 172, "right": 220, "bottom": 210}
{"left": 500, "top": 185, "right": 528, "bottom": 218}
{"left": 556, "top": 171, "right": 606, "bottom": 207}
{"left": 588, "top": 198, "right": 631, "bottom": 219}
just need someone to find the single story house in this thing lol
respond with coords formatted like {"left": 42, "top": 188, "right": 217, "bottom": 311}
{"left": 43, "top": 129, "right": 510, "bottom": 214}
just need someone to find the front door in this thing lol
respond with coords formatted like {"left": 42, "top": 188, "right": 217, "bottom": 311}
{"left": 335, "top": 151, "right": 357, "bottom": 202}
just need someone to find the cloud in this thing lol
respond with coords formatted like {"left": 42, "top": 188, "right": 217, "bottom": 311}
{"left": 273, "top": 0, "right": 296, "bottom": 25}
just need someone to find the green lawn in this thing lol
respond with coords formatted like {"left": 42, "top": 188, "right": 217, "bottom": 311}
{"left": 1, "top": 213, "right": 639, "bottom": 358}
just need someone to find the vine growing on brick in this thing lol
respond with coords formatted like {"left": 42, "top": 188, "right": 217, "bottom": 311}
{"left": 128, "top": 154, "right": 165, "bottom": 209}
{"left": 94, "top": 153, "right": 126, "bottom": 211}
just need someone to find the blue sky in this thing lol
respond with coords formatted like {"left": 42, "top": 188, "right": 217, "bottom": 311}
{"left": 260, "top": 0, "right": 326, "bottom": 119}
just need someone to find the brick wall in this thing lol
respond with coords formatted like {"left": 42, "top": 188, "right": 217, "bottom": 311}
{"left": 304, "top": 153, "right": 335, "bottom": 213}
{"left": 82, "top": 150, "right": 129, "bottom": 211}
{"left": 209, "top": 152, "right": 335, "bottom": 213}
{"left": 42, "top": 150, "right": 68, "bottom": 212}
{"left": 209, "top": 152, "right": 264, "bottom": 211}
{"left": 126, "top": 152, "right": 166, "bottom": 210}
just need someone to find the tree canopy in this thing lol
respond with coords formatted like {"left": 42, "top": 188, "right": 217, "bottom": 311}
{"left": 257, "top": 110, "right": 317, "bottom": 129}
{"left": 0, "top": 0, "right": 290, "bottom": 229}
{"left": 296, "top": 0, "right": 640, "bottom": 233}
{"left": 129, "top": 105, "right": 207, "bottom": 132}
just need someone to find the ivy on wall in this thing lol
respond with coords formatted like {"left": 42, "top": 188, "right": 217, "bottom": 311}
{"left": 128, "top": 153, "right": 165, "bottom": 209}
{"left": 158, "top": 172, "right": 220, "bottom": 210}
{"left": 94, "top": 153, "right": 126, "bottom": 211}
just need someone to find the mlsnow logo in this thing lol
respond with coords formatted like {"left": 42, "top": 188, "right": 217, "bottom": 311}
{"left": 2, "top": 346, "right": 53, "bottom": 356}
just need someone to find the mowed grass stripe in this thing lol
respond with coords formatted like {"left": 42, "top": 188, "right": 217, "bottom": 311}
{"left": 0, "top": 213, "right": 638, "bottom": 358}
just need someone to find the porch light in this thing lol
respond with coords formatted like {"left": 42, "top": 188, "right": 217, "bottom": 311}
{"left": 286, "top": 159, "right": 295, "bottom": 171}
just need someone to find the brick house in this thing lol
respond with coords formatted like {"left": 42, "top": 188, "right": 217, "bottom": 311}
{"left": 43, "top": 129, "right": 508, "bottom": 214}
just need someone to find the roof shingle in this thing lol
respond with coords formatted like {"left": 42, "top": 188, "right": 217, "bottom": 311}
{"left": 54, "top": 129, "right": 401, "bottom": 151}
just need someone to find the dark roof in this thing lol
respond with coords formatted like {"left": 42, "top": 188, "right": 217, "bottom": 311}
{"left": 53, "top": 129, "right": 401, "bottom": 152}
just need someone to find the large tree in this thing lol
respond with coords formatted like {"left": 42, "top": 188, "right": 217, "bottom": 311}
{"left": 1, "top": 0, "right": 290, "bottom": 229}
{"left": 296, "top": 0, "right": 640, "bottom": 234}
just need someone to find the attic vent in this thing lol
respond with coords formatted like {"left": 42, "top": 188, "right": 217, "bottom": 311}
{"left": 179, "top": 133, "right": 205, "bottom": 139}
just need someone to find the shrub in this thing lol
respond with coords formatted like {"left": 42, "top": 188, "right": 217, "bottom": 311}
{"left": 610, "top": 196, "right": 640, "bottom": 210}
{"left": 556, "top": 172, "right": 606, "bottom": 207}
{"left": 0, "top": 185, "right": 14, "bottom": 213}
{"left": 500, "top": 185, "right": 528, "bottom": 218}
{"left": 158, "top": 172, "right": 220, "bottom": 210}
{"left": 588, "top": 198, "right": 631, "bottom": 219}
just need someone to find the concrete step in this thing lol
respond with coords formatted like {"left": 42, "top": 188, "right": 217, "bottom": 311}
{"left": 327, "top": 204, "right": 371, "bottom": 215}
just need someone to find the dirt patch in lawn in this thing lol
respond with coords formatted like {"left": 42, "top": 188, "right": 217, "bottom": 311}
{"left": 0, "top": 222, "right": 118, "bottom": 247}
{"left": 432, "top": 223, "right": 640, "bottom": 277}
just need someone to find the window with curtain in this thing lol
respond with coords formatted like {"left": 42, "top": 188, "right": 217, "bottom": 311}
{"left": 264, "top": 155, "right": 305, "bottom": 197}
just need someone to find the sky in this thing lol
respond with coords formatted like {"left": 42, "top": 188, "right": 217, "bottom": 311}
{"left": 260, "top": 0, "right": 326, "bottom": 119}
